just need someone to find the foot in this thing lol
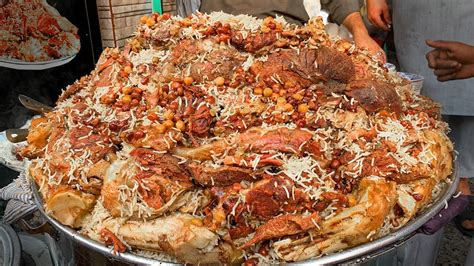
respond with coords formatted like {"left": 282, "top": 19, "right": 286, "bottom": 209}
{"left": 458, "top": 178, "right": 473, "bottom": 230}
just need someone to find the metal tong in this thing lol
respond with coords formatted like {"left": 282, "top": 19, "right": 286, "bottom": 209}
{"left": 5, "top": 95, "right": 53, "bottom": 143}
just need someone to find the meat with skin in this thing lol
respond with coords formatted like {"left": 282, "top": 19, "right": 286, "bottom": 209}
{"left": 250, "top": 47, "right": 355, "bottom": 88}
{"left": 238, "top": 127, "right": 313, "bottom": 154}
{"left": 171, "top": 39, "right": 244, "bottom": 82}
{"left": 186, "top": 163, "right": 257, "bottom": 186}
{"left": 243, "top": 176, "right": 308, "bottom": 220}
{"left": 130, "top": 148, "right": 190, "bottom": 181}
{"left": 231, "top": 31, "right": 277, "bottom": 53}
{"left": 173, "top": 127, "right": 314, "bottom": 161}
{"left": 346, "top": 79, "right": 403, "bottom": 114}
{"left": 240, "top": 212, "right": 320, "bottom": 249}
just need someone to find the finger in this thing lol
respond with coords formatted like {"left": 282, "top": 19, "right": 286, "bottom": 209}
{"left": 426, "top": 40, "right": 455, "bottom": 51}
{"left": 433, "top": 59, "right": 461, "bottom": 69}
{"left": 382, "top": 7, "right": 392, "bottom": 25}
{"left": 426, "top": 50, "right": 440, "bottom": 68}
{"left": 370, "top": 13, "right": 389, "bottom": 31}
{"left": 437, "top": 73, "right": 457, "bottom": 82}
{"left": 434, "top": 68, "right": 459, "bottom": 76}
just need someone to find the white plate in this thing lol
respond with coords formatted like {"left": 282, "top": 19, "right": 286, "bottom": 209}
{"left": 0, "top": 54, "right": 77, "bottom": 70}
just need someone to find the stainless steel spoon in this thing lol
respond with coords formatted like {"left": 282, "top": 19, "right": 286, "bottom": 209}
{"left": 5, "top": 128, "right": 29, "bottom": 143}
{"left": 18, "top": 94, "right": 53, "bottom": 114}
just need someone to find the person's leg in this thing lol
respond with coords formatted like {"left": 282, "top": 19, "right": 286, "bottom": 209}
{"left": 443, "top": 115, "right": 474, "bottom": 230}
{"left": 465, "top": 237, "right": 474, "bottom": 265}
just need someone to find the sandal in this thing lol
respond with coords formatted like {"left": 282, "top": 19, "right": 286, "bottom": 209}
{"left": 454, "top": 195, "right": 474, "bottom": 237}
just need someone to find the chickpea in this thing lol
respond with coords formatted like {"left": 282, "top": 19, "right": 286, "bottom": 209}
{"left": 297, "top": 103, "right": 309, "bottom": 113}
{"left": 175, "top": 120, "right": 186, "bottom": 131}
{"left": 292, "top": 93, "right": 303, "bottom": 101}
{"left": 123, "top": 65, "right": 132, "bottom": 74}
{"left": 164, "top": 110, "right": 174, "bottom": 120}
{"left": 270, "top": 93, "right": 279, "bottom": 102}
{"left": 155, "top": 123, "right": 167, "bottom": 134}
{"left": 279, "top": 89, "right": 287, "bottom": 96}
{"left": 284, "top": 80, "right": 295, "bottom": 89}
{"left": 140, "top": 15, "right": 148, "bottom": 24}
{"left": 263, "top": 87, "right": 273, "bottom": 97}
{"left": 276, "top": 103, "right": 286, "bottom": 111}
{"left": 184, "top": 76, "right": 194, "bottom": 86}
{"left": 271, "top": 83, "right": 281, "bottom": 93}
{"left": 254, "top": 87, "right": 263, "bottom": 95}
{"left": 147, "top": 112, "right": 158, "bottom": 121}
{"left": 122, "top": 87, "right": 132, "bottom": 95}
{"left": 330, "top": 159, "right": 341, "bottom": 169}
{"left": 276, "top": 97, "right": 287, "bottom": 104}
{"left": 122, "top": 95, "right": 132, "bottom": 104}
{"left": 146, "top": 18, "right": 155, "bottom": 27}
{"left": 214, "top": 76, "right": 225, "bottom": 86}
{"left": 171, "top": 81, "right": 182, "bottom": 90}
{"left": 130, "top": 92, "right": 141, "bottom": 99}
{"left": 163, "top": 119, "right": 174, "bottom": 128}
{"left": 284, "top": 103, "right": 294, "bottom": 112}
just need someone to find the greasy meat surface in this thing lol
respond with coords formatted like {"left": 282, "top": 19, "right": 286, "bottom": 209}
{"left": 187, "top": 164, "right": 256, "bottom": 186}
{"left": 347, "top": 79, "right": 403, "bottom": 113}
{"left": 23, "top": 12, "right": 453, "bottom": 265}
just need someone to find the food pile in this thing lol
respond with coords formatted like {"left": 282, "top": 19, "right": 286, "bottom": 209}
{"left": 0, "top": 0, "right": 80, "bottom": 61}
{"left": 21, "top": 12, "right": 453, "bottom": 264}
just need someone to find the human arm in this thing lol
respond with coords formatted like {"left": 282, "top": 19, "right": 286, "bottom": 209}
{"left": 321, "top": 0, "right": 385, "bottom": 62}
{"left": 343, "top": 11, "right": 385, "bottom": 63}
{"left": 426, "top": 40, "right": 474, "bottom": 81}
{"left": 366, "top": 0, "right": 391, "bottom": 31}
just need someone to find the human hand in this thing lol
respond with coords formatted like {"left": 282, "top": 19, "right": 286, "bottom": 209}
{"left": 353, "top": 33, "right": 386, "bottom": 64}
{"left": 426, "top": 40, "right": 474, "bottom": 81}
{"left": 426, "top": 40, "right": 474, "bottom": 65}
{"left": 367, "top": 0, "right": 392, "bottom": 31}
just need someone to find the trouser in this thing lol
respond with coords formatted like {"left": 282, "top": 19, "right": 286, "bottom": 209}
{"left": 361, "top": 228, "right": 444, "bottom": 266}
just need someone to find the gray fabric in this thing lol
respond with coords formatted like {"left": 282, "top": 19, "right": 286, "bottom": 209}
{"left": 199, "top": 0, "right": 310, "bottom": 25}
{"left": 465, "top": 238, "right": 474, "bottom": 266}
{"left": 0, "top": 172, "right": 37, "bottom": 224}
{"left": 362, "top": 228, "right": 444, "bottom": 266}
{"left": 321, "top": 0, "right": 360, "bottom": 25}
{"left": 199, "top": 0, "right": 360, "bottom": 25}
{"left": 392, "top": 0, "right": 474, "bottom": 116}
{"left": 177, "top": 0, "right": 201, "bottom": 17}
{"left": 443, "top": 115, "right": 474, "bottom": 178}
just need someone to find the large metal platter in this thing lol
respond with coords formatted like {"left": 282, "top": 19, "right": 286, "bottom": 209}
{"left": 0, "top": 54, "right": 77, "bottom": 70}
{"left": 30, "top": 167, "right": 459, "bottom": 265}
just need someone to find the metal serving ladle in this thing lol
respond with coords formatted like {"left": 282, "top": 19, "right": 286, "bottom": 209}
{"left": 18, "top": 94, "right": 53, "bottom": 114}
{"left": 4, "top": 95, "right": 53, "bottom": 143}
